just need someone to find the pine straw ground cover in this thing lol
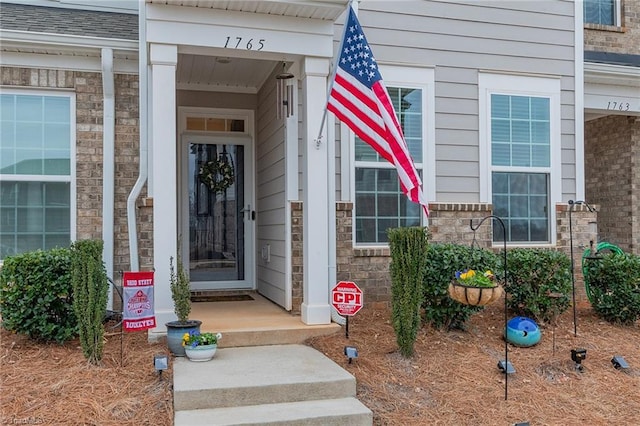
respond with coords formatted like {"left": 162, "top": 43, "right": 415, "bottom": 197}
{"left": 1, "top": 302, "right": 639, "bottom": 426}
{"left": 1, "top": 325, "right": 173, "bottom": 426}
{"left": 308, "top": 302, "right": 640, "bottom": 425}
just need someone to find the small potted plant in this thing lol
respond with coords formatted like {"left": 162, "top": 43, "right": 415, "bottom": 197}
{"left": 182, "top": 331, "right": 222, "bottom": 362}
{"left": 448, "top": 268, "right": 503, "bottom": 306}
{"left": 165, "top": 256, "right": 201, "bottom": 356}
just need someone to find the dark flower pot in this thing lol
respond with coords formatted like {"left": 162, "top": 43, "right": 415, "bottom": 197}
{"left": 165, "top": 320, "right": 202, "bottom": 356}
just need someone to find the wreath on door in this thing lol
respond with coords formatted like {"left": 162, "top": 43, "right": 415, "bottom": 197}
{"left": 198, "top": 156, "right": 234, "bottom": 194}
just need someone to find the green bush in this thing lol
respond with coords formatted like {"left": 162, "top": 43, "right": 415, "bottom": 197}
{"left": 388, "top": 227, "right": 429, "bottom": 358}
{"left": 0, "top": 248, "right": 77, "bottom": 342}
{"left": 423, "top": 243, "right": 500, "bottom": 330}
{"left": 584, "top": 252, "right": 640, "bottom": 325}
{"left": 71, "top": 240, "right": 109, "bottom": 364}
{"left": 504, "top": 248, "right": 571, "bottom": 324}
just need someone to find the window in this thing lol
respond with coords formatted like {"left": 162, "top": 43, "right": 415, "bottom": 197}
{"left": 354, "top": 86, "right": 424, "bottom": 244}
{"left": 479, "top": 73, "right": 561, "bottom": 245}
{"left": 491, "top": 94, "right": 551, "bottom": 243}
{"left": 0, "top": 92, "right": 75, "bottom": 260}
{"left": 584, "top": 0, "right": 618, "bottom": 26}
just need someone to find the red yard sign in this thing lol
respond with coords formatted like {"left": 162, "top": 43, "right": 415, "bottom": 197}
{"left": 122, "top": 271, "right": 156, "bottom": 332}
{"left": 332, "top": 281, "right": 363, "bottom": 316}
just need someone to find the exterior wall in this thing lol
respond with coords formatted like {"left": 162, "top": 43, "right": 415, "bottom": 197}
{"left": 556, "top": 204, "right": 599, "bottom": 302}
{"left": 334, "top": 202, "right": 495, "bottom": 309}
{"left": 290, "top": 201, "right": 303, "bottom": 314}
{"left": 295, "top": 202, "right": 595, "bottom": 309}
{"left": 584, "top": 0, "right": 640, "bottom": 54}
{"left": 585, "top": 115, "right": 640, "bottom": 254}
{"left": 583, "top": 0, "right": 640, "bottom": 256}
{"left": 0, "top": 66, "right": 146, "bottom": 275}
{"left": 336, "top": 1, "right": 578, "bottom": 202}
{"left": 256, "top": 67, "right": 288, "bottom": 306}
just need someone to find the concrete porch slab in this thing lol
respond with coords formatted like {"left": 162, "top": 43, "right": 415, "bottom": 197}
{"left": 189, "top": 293, "right": 340, "bottom": 348}
{"left": 173, "top": 344, "right": 357, "bottom": 411}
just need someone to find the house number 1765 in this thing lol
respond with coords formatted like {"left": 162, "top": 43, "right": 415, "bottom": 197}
{"left": 224, "top": 37, "right": 265, "bottom": 51}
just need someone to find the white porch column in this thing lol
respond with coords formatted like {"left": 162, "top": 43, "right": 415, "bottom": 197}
{"left": 301, "top": 57, "right": 331, "bottom": 325}
{"left": 150, "top": 43, "right": 178, "bottom": 332}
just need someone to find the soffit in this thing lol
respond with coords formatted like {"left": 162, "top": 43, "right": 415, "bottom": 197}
{"left": 146, "top": 0, "right": 349, "bottom": 21}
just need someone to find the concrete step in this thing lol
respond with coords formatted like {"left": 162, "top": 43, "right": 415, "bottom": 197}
{"left": 208, "top": 324, "right": 341, "bottom": 348}
{"left": 173, "top": 344, "right": 358, "bottom": 411}
{"left": 174, "top": 397, "right": 373, "bottom": 426}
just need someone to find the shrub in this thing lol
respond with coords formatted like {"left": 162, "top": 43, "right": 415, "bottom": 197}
{"left": 504, "top": 248, "right": 571, "bottom": 324}
{"left": 71, "top": 240, "right": 109, "bottom": 364}
{"left": 0, "top": 248, "right": 76, "bottom": 342}
{"left": 170, "top": 255, "right": 191, "bottom": 323}
{"left": 388, "top": 227, "right": 429, "bottom": 358}
{"left": 584, "top": 252, "right": 640, "bottom": 325}
{"left": 423, "top": 243, "right": 500, "bottom": 330}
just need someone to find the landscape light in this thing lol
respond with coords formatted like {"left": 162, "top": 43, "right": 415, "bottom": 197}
{"left": 344, "top": 346, "right": 358, "bottom": 364}
{"left": 497, "top": 360, "right": 516, "bottom": 374}
{"left": 571, "top": 348, "right": 587, "bottom": 371}
{"left": 611, "top": 355, "right": 629, "bottom": 370}
{"left": 154, "top": 354, "right": 169, "bottom": 378}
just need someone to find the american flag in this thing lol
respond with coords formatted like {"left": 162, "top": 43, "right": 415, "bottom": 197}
{"left": 327, "top": 6, "right": 429, "bottom": 217}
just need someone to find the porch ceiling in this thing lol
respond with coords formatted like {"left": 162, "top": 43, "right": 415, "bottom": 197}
{"left": 164, "top": 1, "right": 348, "bottom": 93}
{"left": 146, "top": 0, "right": 349, "bottom": 21}
{"left": 177, "top": 54, "right": 277, "bottom": 93}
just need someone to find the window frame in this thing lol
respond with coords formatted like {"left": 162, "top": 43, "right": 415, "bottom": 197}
{"left": 349, "top": 64, "right": 435, "bottom": 247}
{"left": 478, "top": 73, "right": 562, "bottom": 247}
{"left": 583, "top": 0, "right": 622, "bottom": 27}
{"left": 0, "top": 88, "right": 77, "bottom": 260}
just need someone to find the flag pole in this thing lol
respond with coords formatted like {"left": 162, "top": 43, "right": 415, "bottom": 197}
{"left": 314, "top": 1, "right": 354, "bottom": 148}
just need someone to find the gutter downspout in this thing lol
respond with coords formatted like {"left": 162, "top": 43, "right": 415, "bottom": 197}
{"left": 101, "top": 48, "right": 115, "bottom": 309}
{"left": 127, "top": 2, "right": 148, "bottom": 271}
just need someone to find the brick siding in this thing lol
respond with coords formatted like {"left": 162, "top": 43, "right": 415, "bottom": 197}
{"left": 1, "top": 66, "right": 149, "bottom": 276}
{"left": 584, "top": 0, "right": 640, "bottom": 54}
{"left": 585, "top": 115, "right": 640, "bottom": 254}
{"left": 315, "top": 202, "right": 596, "bottom": 309}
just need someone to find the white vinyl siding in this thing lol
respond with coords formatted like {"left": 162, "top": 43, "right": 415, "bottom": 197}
{"left": 349, "top": 2, "right": 576, "bottom": 203}
{"left": 256, "top": 68, "right": 287, "bottom": 306}
{"left": 479, "top": 73, "right": 562, "bottom": 245}
{"left": 0, "top": 91, "right": 75, "bottom": 259}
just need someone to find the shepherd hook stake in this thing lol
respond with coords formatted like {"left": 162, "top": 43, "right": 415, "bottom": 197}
{"left": 470, "top": 215, "right": 509, "bottom": 401}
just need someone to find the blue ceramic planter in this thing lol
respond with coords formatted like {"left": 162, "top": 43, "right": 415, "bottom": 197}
{"left": 505, "top": 316, "right": 541, "bottom": 347}
{"left": 165, "top": 320, "right": 202, "bottom": 356}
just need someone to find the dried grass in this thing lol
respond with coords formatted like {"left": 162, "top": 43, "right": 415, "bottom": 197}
{"left": 309, "top": 301, "right": 640, "bottom": 426}
{"left": 1, "top": 325, "right": 172, "bottom": 426}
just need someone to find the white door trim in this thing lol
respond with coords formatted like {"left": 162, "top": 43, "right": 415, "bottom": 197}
{"left": 177, "top": 107, "right": 256, "bottom": 291}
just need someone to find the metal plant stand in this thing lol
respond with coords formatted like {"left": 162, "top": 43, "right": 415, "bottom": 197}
{"left": 469, "top": 215, "right": 509, "bottom": 401}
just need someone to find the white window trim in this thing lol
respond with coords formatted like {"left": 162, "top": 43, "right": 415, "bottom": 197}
{"left": 614, "top": 0, "right": 623, "bottom": 26}
{"left": 0, "top": 88, "right": 77, "bottom": 254}
{"left": 478, "top": 72, "right": 561, "bottom": 246}
{"left": 348, "top": 64, "right": 435, "bottom": 248}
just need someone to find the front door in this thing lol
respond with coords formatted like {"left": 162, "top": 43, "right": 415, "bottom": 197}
{"left": 181, "top": 132, "right": 254, "bottom": 291}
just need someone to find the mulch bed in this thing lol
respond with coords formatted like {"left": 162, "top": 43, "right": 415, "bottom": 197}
{"left": 308, "top": 302, "right": 640, "bottom": 425}
{"left": 1, "top": 325, "right": 173, "bottom": 426}
{"left": 1, "top": 301, "right": 638, "bottom": 425}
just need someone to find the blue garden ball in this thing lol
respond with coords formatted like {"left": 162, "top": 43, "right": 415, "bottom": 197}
{"left": 505, "top": 316, "right": 541, "bottom": 347}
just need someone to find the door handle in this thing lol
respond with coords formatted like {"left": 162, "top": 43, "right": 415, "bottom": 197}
{"left": 241, "top": 205, "right": 256, "bottom": 221}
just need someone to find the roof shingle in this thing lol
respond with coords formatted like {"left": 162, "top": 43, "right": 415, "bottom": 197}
{"left": 1, "top": 3, "right": 138, "bottom": 41}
